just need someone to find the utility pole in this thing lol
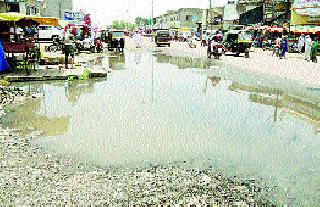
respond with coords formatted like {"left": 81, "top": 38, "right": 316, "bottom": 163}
{"left": 151, "top": 0, "right": 154, "bottom": 42}
{"left": 209, "top": 0, "right": 212, "bottom": 33}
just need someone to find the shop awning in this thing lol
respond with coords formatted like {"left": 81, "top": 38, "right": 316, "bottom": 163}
{"left": 0, "top": 13, "right": 59, "bottom": 26}
{"left": 0, "top": 12, "right": 32, "bottom": 21}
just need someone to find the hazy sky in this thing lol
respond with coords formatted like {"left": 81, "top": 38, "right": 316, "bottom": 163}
{"left": 73, "top": 0, "right": 228, "bottom": 26}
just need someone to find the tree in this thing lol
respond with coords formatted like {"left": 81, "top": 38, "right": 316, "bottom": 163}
{"left": 112, "top": 20, "right": 120, "bottom": 29}
{"left": 135, "top": 17, "right": 143, "bottom": 26}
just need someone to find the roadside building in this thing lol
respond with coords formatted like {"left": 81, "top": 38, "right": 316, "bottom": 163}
{"left": 41, "top": 0, "right": 73, "bottom": 18}
{"left": 0, "top": 0, "right": 20, "bottom": 13}
{"left": 153, "top": 8, "right": 203, "bottom": 37}
{"left": 237, "top": 0, "right": 292, "bottom": 26}
{"left": 223, "top": 1, "right": 240, "bottom": 31}
{"left": 290, "top": 0, "right": 320, "bottom": 34}
{"left": 202, "top": 7, "right": 224, "bottom": 32}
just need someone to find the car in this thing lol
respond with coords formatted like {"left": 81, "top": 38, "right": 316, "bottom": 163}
{"left": 155, "top": 29, "right": 171, "bottom": 47}
{"left": 37, "top": 25, "right": 63, "bottom": 42}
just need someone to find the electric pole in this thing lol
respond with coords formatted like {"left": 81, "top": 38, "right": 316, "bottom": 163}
{"left": 209, "top": 0, "right": 212, "bottom": 33}
{"left": 151, "top": 0, "right": 154, "bottom": 42}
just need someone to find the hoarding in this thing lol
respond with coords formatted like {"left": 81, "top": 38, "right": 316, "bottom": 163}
{"left": 293, "top": 0, "right": 320, "bottom": 16}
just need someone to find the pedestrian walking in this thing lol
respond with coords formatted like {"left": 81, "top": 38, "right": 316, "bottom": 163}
{"left": 304, "top": 35, "right": 312, "bottom": 61}
{"left": 298, "top": 34, "right": 305, "bottom": 53}
{"left": 134, "top": 31, "right": 142, "bottom": 48}
{"left": 280, "top": 36, "right": 288, "bottom": 59}
{"left": 311, "top": 37, "right": 318, "bottom": 63}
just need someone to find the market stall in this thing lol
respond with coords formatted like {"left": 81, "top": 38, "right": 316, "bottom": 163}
{"left": 0, "top": 13, "right": 60, "bottom": 74}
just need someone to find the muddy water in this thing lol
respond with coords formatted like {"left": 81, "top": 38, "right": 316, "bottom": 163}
{"left": 9, "top": 51, "right": 320, "bottom": 205}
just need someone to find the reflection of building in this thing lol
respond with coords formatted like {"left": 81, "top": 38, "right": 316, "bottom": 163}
{"left": 154, "top": 53, "right": 212, "bottom": 69}
{"left": 229, "top": 82, "right": 320, "bottom": 125}
{"left": 6, "top": 98, "right": 70, "bottom": 137}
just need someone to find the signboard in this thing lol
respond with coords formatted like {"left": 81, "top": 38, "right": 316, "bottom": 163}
{"left": 293, "top": 0, "right": 320, "bottom": 16}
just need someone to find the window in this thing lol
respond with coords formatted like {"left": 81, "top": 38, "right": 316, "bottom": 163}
{"left": 7, "top": 3, "right": 19, "bottom": 13}
{"left": 26, "top": 6, "right": 30, "bottom": 15}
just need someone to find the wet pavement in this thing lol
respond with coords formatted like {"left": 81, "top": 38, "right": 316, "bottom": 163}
{"left": 2, "top": 49, "right": 320, "bottom": 205}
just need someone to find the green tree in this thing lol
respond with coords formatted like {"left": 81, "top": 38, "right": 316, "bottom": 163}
{"left": 112, "top": 20, "right": 119, "bottom": 29}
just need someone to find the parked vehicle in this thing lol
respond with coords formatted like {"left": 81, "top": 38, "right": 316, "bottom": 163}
{"left": 107, "top": 30, "right": 125, "bottom": 52}
{"left": 37, "top": 25, "right": 63, "bottom": 42}
{"left": 155, "top": 30, "right": 171, "bottom": 47}
{"left": 75, "top": 36, "right": 96, "bottom": 53}
{"left": 208, "top": 34, "right": 224, "bottom": 59}
{"left": 224, "top": 30, "right": 252, "bottom": 57}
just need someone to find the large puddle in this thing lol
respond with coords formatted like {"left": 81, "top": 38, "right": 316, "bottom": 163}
{"left": 7, "top": 50, "right": 320, "bottom": 205}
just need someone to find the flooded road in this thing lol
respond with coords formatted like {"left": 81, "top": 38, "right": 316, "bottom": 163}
{"left": 8, "top": 50, "right": 320, "bottom": 205}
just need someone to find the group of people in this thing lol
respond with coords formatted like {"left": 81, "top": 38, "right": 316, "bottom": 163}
{"left": 298, "top": 34, "right": 318, "bottom": 63}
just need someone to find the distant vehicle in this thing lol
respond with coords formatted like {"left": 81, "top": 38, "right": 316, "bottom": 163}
{"left": 207, "top": 34, "right": 224, "bottom": 59}
{"left": 107, "top": 30, "right": 125, "bottom": 52}
{"left": 37, "top": 25, "right": 63, "bottom": 42}
{"left": 224, "top": 30, "right": 252, "bottom": 57}
{"left": 155, "top": 30, "right": 171, "bottom": 47}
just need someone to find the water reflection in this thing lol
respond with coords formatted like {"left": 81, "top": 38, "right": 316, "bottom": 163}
{"left": 203, "top": 76, "right": 222, "bottom": 93}
{"left": 11, "top": 50, "right": 320, "bottom": 205}
{"left": 154, "top": 53, "right": 213, "bottom": 69}
{"left": 4, "top": 98, "right": 70, "bottom": 137}
{"left": 64, "top": 80, "right": 95, "bottom": 104}
{"left": 229, "top": 82, "right": 320, "bottom": 129}
{"left": 109, "top": 53, "right": 126, "bottom": 70}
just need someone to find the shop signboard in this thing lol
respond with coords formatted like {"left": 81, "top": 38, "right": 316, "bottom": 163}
{"left": 293, "top": 0, "right": 320, "bottom": 16}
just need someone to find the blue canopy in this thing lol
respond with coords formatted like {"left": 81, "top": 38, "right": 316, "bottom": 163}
{"left": 0, "top": 40, "right": 11, "bottom": 72}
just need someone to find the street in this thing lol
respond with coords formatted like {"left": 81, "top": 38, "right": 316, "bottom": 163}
{"left": 1, "top": 37, "right": 320, "bottom": 205}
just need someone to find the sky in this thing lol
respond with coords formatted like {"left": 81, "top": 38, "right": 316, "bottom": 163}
{"left": 73, "top": 0, "right": 229, "bottom": 27}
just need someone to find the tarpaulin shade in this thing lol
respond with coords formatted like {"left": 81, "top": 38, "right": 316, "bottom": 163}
{"left": 0, "top": 13, "right": 59, "bottom": 26}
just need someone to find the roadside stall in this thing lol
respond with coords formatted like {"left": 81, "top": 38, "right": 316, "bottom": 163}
{"left": 0, "top": 13, "right": 60, "bottom": 74}
{"left": 0, "top": 13, "right": 40, "bottom": 74}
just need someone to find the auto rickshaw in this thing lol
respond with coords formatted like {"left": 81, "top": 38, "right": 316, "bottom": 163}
{"left": 155, "top": 29, "right": 171, "bottom": 47}
{"left": 107, "top": 30, "right": 125, "bottom": 52}
{"left": 224, "top": 30, "right": 252, "bottom": 57}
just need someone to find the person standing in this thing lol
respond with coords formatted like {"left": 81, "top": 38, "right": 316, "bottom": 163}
{"left": 280, "top": 36, "right": 288, "bottom": 59}
{"left": 298, "top": 34, "right": 305, "bottom": 53}
{"left": 64, "top": 35, "right": 75, "bottom": 69}
{"left": 311, "top": 37, "right": 318, "bottom": 63}
{"left": 304, "top": 35, "right": 312, "bottom": 61}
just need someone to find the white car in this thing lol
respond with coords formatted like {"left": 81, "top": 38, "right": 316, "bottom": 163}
{"left": 38, "top": 25, "right": 63, "bottom": 41}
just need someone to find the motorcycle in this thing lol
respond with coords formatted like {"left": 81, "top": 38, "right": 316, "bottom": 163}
{"left": 207, "top": 34, "right": 224, "bottom": 59}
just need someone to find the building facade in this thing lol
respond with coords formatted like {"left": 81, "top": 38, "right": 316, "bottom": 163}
{"left": 0, "top": 0, "right": 21, "bottom": 13}
{"left": 41, "top": 0, "right": 73, "bottom": 18}
{"left": 154, "top": 8, "right": 203, "bottom": 31}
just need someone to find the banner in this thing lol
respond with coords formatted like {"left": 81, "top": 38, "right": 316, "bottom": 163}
{"left": 293, "top": 0, "right": 320, "bottom": 16}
